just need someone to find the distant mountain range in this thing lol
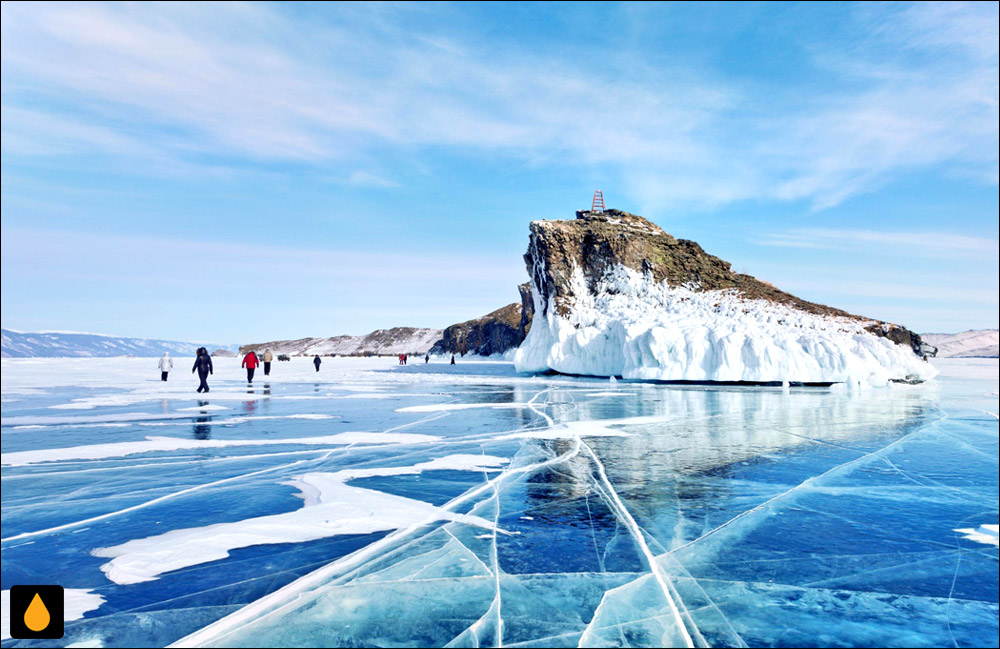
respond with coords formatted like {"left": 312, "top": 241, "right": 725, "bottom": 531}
{"left": 0, "top": 329, "right": 236, "bottom": 358}
{"left": 921, "top": 330, "right": 999, "bottom": 358}
{"left": 239, "top": 327, "right": 444, "bottom": 357}
{"left": 4, "top": 326, "right": 996, "bottom": 360}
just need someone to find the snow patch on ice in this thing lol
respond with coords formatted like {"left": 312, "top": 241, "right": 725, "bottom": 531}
{"left": 397, "top": 402, "right": 532, "bottom": 413}
{"left": 93, "top": 455, "right": 507, "bottom": 584}
{"left": 1, "top": 432, "right": 441, "bottom": 466}
{"left": 332, "top": 454, "right": 508, "bottom": 482}
{"left": 176, "top": 404, "right": 230, "bottom": 412}
{"left": 515, "top": 264, "right": 935, "bottom": 386}
{"left": 49, "top": 392, "right": 267, "bottom": 410}
{"left": 955, "top": 524, "right": 999, "bottom": 546}
{"left": 2, "top": 412, "right": 208, "bottom": 427}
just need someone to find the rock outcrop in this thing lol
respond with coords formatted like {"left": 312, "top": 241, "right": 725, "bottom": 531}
{"left": 429, "top": 284, "right": 533, "bottom": 357}
{"left": 514, "top": 209, "right": 936, "bottom": 385}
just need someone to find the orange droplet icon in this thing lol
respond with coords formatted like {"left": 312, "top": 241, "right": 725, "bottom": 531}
{"left": 24, "top": 592, "right": 51, "bottom": 632}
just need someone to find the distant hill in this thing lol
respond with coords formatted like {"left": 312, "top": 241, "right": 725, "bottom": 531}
{"left": 921, "top": 330, "right": 999, "bottom": 358}
{"left": 1, "top": 329, "right": 235, "bottom": 358}
{"left": 240, "top": 327, "right": 443, "bottom": 357}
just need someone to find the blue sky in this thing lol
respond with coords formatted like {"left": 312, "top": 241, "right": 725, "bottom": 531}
{"left": 1, "top": 1, "right": 997, "bottom": 343}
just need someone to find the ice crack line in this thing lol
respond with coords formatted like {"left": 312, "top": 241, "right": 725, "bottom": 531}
{"left": 0, "top": 458, "right": 313, "bottom": 544}
{"left": 171, "top": 436, "right": 583, "bottom": 648}
{"left": 666, "top": 409, "right": 950, "bottom": 559}
{"left": 579, "top": 438, "right": 698, "bottom": 648}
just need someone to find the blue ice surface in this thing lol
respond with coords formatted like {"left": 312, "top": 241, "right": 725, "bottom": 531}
{"left": 1, "top": 357, "right": 997, "bottom": 648}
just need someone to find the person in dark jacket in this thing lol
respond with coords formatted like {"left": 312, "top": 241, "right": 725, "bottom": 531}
{"left": 242, "top": 350, "right": 260, "bottom": 383}
{"left": 192, "top": 347, "right": 214, "bottom": 393}
{"left": 313, "top": 354, "right": 322, "bottom": 372}
{"left": 450, "top": 354, "right": 456, "bottom": 365}
{"left": 424, "top": 353, "right": 429, "bottom": 364}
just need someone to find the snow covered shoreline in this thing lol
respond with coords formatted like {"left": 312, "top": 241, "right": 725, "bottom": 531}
{"left": 515, "top": 264, "right": 936, "bottom": 386}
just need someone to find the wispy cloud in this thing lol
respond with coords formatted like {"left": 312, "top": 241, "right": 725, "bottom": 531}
{"left": 1, "top": 2, "right": 996, "bottom": 211}
{"left": 344, "top": 171, "right": 399, "bottom": 189}
{"left": 757, "top": 228, "right": 999, "bottom": 259}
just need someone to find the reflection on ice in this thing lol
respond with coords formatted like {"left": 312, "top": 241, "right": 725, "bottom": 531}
{"left": 1, "top": 357, "right": 997, "bottom": 647}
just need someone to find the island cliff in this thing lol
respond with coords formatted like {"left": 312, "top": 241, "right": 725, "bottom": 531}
{"left": 513, "top": 209, "right": 936, "bottom": 385}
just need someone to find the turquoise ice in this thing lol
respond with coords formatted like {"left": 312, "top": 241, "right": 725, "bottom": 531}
{"left": 1, "top": 357, "right": 997, "bottom": 647}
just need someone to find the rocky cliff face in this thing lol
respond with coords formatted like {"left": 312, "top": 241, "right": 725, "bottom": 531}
{"left": 429, "top": 284, "right": 533, "bottom": 357}
{"left": 515, "top": 209, "right": 936, "bottom": 385}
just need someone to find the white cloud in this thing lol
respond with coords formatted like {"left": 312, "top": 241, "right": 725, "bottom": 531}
{"left": 756, "top": 228, "right": 999, "bottom": 259}
{"left": 1, "top": 2, "right": 996, "bottom": 210}
{"left": 345, "top": 171, "right": 399, "bottom": 189}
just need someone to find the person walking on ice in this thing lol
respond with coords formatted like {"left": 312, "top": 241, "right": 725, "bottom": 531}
{"left": 242, "top": 350, "right": 260, "bottom": 384}
{"left": 192, "top": 347, "right": 214, "bottom": 393}
{"left": 262, "top": 348, "right": 273, "bottom": 376}
{"left": 158, "top": 352, "right": 173, "bottom": 381}
{"left": 313, "top": 354, "right": 322, "bottom": 372}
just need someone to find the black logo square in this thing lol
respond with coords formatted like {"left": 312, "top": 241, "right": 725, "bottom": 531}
{"left": 9, "top": 585, "right": 64, "bottom": 639}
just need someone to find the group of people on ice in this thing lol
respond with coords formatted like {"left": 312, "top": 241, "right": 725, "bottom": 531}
{"left": 239, "top": 348, "right": 274, "bottom": 383}
{"left": 157, "top": 347, "right": 273, "bottom": 391}
{"left": 159, "top": 347, "right": 452, "bottom": 392}
{"left": 399, "top": 353, "right": 433, "bottom": 365}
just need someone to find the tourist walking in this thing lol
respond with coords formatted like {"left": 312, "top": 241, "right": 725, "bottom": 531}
{"left": 313, "top": 354, "right": 322, "bottom": 372}
{"left": 158, "top": 352, "right": 173, "bottom": 381}
{"left": 262, "top": 348, "right": 274, "bottom": 376}
{"left": 242, "top": 350, "right": 260, "bottom": 383}
{"left": 192, "top": 347, "right": 214, "bottom": 393}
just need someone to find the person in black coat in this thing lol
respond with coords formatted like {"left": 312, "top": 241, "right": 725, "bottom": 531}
{"left": 192, "top": 347, "right": 214, "bottom": 393}
{"left": 313, "top": 355, "right": 322, "bottom": 372}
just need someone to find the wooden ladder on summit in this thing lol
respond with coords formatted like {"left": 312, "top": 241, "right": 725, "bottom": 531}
{"left": 591, "top": 190, "right": 605, "bottom": 212}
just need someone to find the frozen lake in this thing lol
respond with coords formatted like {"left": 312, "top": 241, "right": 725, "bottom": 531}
{"left": 1, "top": 356, "right": 997, "bottom": 648}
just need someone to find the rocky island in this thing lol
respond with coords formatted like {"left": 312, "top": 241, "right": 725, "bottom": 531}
{"left": 513, "top": 209, "right": 936, "bottom": 385}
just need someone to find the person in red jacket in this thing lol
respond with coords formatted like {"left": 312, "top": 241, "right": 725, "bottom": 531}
{"left": 242, "top": 350, "right": 260, "bottom": 384}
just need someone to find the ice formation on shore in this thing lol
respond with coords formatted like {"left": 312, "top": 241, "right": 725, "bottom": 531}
{"left": 515, "top": 264, "right": 936, "bottom": 386}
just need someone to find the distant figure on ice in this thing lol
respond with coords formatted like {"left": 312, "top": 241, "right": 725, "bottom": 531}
{"left": 398, "top": 354, "right": 405, "bottom": 365}
{"left": 313, "top": 354, "right": 322, "bottom": 372}
{"left": 158, "top": 352, "right": 173, "bottom": 381}
{"left": 262, "top": 348, "right": 273, "bottom": 375}
{"left": 192, "top": 347, "right": 213, "bottom": 393}
{"left": 425, "top": 353, "right": 429, "bottom": 364}
{"left": 242, "top": 350, "right": 260, "bottom": 383}
{"left": 450, "top": 354, "right": 456, "bottom": 365}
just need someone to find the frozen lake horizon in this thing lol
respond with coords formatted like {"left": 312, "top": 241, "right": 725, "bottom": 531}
{"left": 2, "top": 356, "right": 997, "bottom": 647}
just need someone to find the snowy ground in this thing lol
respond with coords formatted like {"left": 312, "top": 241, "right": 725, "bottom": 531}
{"left": 1, "top": 356, "right": 997, "bottom": 647}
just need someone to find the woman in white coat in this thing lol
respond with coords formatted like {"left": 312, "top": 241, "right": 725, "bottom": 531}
{"left": 158, "top": 352, "right": 174, "bottom": 381}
